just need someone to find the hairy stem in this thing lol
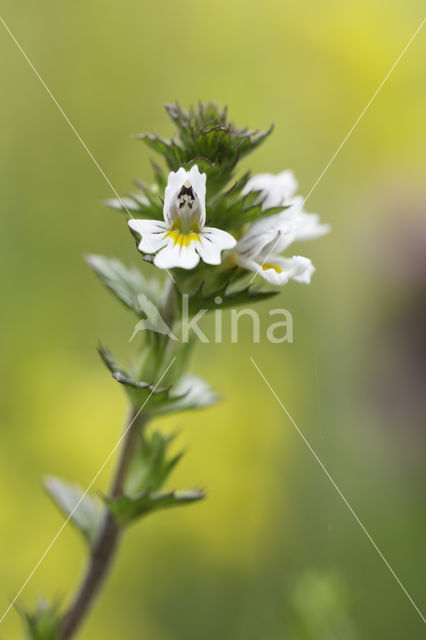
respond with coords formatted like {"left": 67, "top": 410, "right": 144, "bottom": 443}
{"left": 59, "top": 408, "right": 148, "bottom": 640}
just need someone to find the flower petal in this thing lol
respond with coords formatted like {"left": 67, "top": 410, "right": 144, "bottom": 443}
{"left": 235, "top": 256, "right": 288, "bottom": 285}
{"left": 293, "top": 211, "right": 331, "bottom": 241}
{"left": 163, "top": 165, "right": 207, "bottom": 228}
{"left": 236, "top": 212, "right": 295, "bottom": 259}
{"left": 243, "top": 170, "right": 298, "bottom": 209}
{"left": 196, "top": 227, "right": 236, "bottom": 265}
{"left": 163, "top": 168, "right": 188, "bottom": 225}
{"left": 237, "top": 254, "right": 314, "bottom": 286}
{"left": 188, "top": 165, "right": 207, "bottom": 226}
{"left": 128, "top": 219, "right": 168, "bottom": 254}
{"left": 273, "top": 255, "right": 315, "bottom": 284}
{"left": 154, "top": 238, "right": 200, "bottom": 270}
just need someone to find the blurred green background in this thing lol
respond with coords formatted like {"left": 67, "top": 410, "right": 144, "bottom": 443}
{"left": 0, "top": 1, "right": 425, "bottom": 638}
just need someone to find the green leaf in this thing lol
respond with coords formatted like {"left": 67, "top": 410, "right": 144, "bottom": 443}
{"left": 98, "top": 342, "right": 215, "bottom": 415}
{"left": 153, "top": 374, "right": 219, "bottom": 416}
{"left": 98, "top": 344, "right": 130, "bottom": 379}
{"left": 44, "top": 477, "right": 105, "bottom": 548}
{"left": 106, "top": 489, "right": 205, "bottom": 527}
{"left": 137, "top": 133, "right": 184, "bottom": 171}
{"left": 210, "top": 187, "right": 285, "bottom": 232}
{"left": 130, "top": 293, "right": 178, "bottom": 342}
{"left": 17, "top": 598, "right": 61, "bottom": 640}
{"left": 86, "top": 255, "right": 161, "bottom": 316}
{"left": 125, "top": 431, "right": 184, "bottom": 496}
{"left": 98, "top": 344, "right": 176, "bottom": 407}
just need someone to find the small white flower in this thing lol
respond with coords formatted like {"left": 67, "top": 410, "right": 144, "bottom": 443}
{"left": 129, "top": 166, "right": 236, "bottom": 270}
{"left": 243, "top": 170, "right": 299, "bottom": 209}
{"left": 236, "top": 171, "right": 330, "bottom": 285}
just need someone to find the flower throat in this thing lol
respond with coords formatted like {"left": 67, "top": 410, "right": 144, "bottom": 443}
{"left": 174, "top": 182, "right": 201, "bottom": 233}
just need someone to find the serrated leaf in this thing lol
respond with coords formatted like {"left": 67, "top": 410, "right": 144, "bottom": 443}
{"left": 112, "top": 369, "right": 170, "bottom": 399}
{"left": 86, "top": 255, "right": 161, "bottom": 315}
{"left": 98, "top": 346, "right": 174, "bottom": 407}
{"left": 44, "top": 477, "right": 105, "bottom": 548}
{"left": 98, "top": 344, "right": 130, "bottom": 379}
{"left": 106, "top": 489, "right": 205, "bottom": 527}
{"left": 154, "top": 374, "right": 219, "bottom": 416}
{"left": 129, "top": 293, "right": 178, "bottom": 342}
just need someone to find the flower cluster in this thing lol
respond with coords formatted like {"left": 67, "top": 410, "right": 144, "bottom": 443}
{"left": 235, "top": 171, "right": 330, "bottom": 285}
{"left": 123, "top": 105, "right": 329, "bottom": 290}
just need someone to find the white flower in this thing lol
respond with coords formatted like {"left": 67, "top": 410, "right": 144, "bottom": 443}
{"left": 129, "top": 166, "right": 236, "bottom": 270}
{"left": 242, "top": 170, "right": 298, "bottom": 209}
{"left": 236, "top": 171, "right": 330, "bottom": 285}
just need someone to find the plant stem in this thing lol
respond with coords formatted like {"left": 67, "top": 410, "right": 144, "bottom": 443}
{"left": 59, "top": 407, "right": 148, "bottom": 640}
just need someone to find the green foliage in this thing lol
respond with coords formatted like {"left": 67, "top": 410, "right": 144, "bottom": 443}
{"left": 106, "top": 490, "right": 205, "bottom": 527}
{"left": 86, "top": 255, "right": 161, "bottom": 316}
{"left": 125, "top": 431, "right": 184, "bottom": 496}
{"left": 209, "top": 175, "right": 286, "bottom": 232}
{"left": 179, "top": 280, "right": 280, "bottom": 316}
{"left": 98, "top": 344, "right": 171, "bottom": 407}
{"left": 98, "top": 345, "right": 218, "bottom": 414}
{"left": 154, "top": 373, "right": 219, "bottom": 415}
{"left": 107, "top": 430, "right": 205, "bottom": 527}
{"left": 137, "top": 102, "right": 273, "bottom": 193}
{"left": 17, "top": 598, "right": 61, "bottom": 640}
{"left": 44, "top": 477, "right": 105, "bottom": 548}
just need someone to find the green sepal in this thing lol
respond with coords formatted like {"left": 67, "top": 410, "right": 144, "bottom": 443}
{"left": 16, "top": 598, "right": 61, "bottom": 640}
{"left": 86, "top": 255, "right": 161, "bottom": 316}
{"left": 44, "top": 477, "right": 105, "bottom": 548}
{"left": 105, "top": 489, "right": 205, "bottom": 527}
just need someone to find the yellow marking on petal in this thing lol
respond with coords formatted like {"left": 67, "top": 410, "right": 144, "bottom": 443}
{"left": 166, "top": 230, "right": 200, "bottom": 248}
{"left": 262, "top": 263, "right": 283, "bottom": 273}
